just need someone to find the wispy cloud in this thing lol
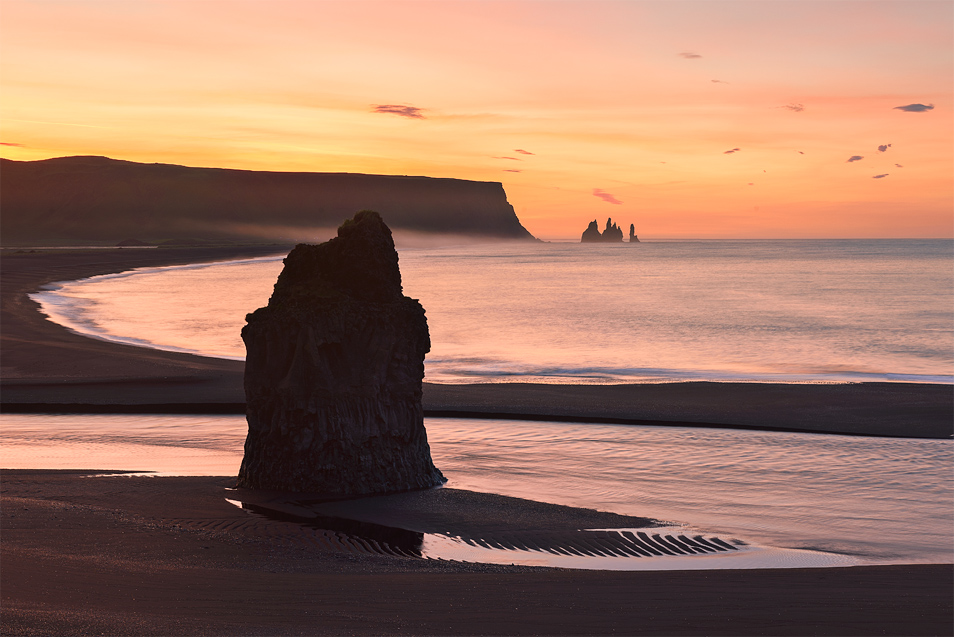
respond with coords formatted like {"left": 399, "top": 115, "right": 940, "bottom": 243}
{"left": 846, "top": 155, "right": 864, "bottom": 162}
{"left": 893, "top": 103, "right": 934, "bottom": 112}
{"left": 782, "top": 103, "right": 805, "bottom": 112}
{"left": 895, "top": 163, "right": 904, "bottom": 168}
{"left": 679, "top": 52, "right": 702, "bottom": 59}
{"left": 503, "top": 169, "right": 522, "bottom": 173}
{"left": 711, "top": 79, "right": 729, "bottom": 84}
{"left": 371, "top": 104, "right": 425, "bottom": 119}
{"left": 0, "top": 142, "right": 24, "bottom": 147}
{"left": 797, "top": 151, "right": 805, "bottom": 154}
{"left": 514, "top": 149, "right": 534, "bottom": 155}
{"left": 493, "top": 156, "right": 521, "bottom": 161}
{"left": 593, "top": 189, "right": 622, "bottom": 205}
{"left": 723, "top": 148, "right": 741, "bottom": 154}
{"left": 872, "top": 174, "right": 889, "bottom": 179}
{"left": 877, "top": 144, "right": 892, "bottom": 152}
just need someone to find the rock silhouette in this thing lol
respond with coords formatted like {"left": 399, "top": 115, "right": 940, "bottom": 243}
{"left": 629, "top": 224, "right": 640, "bottom": 243}
{"left": 603, "top": 218, "right": 624, "bottom": 242}
{"left": 580, "top": 217, "right": 630, "bottom": 243}
{"left": 581, "top": 220, "right": 603, "bottom": 242}
{"left": 0, "top": 156, "right": 534, "bottom": 245}
{"left": 237, "top": 210, "right": 446, "bottom": 495}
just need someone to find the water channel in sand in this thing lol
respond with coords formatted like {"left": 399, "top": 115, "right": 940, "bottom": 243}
{"left": 3, "top": 414, "right": 950, "bottom": 569}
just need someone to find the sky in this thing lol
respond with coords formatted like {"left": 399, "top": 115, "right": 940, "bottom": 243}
{"left": 1, "top": 0, "right": 951, "bottom": 239}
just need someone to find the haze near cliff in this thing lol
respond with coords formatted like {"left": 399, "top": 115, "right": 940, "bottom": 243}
{"left": 0, "top": 156, "right": 534, "bottom": 245}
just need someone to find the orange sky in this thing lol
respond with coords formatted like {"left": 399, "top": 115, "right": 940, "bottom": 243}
{"left": 1, "top": 0, "right": 951, "bottom": 239}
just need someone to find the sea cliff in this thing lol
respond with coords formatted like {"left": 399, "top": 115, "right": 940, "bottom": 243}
{"left": 0, "top": 156, "right": 535, "bottom": 245}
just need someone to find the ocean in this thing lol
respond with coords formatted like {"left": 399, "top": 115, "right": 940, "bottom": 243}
{"left": 10, "top": 238, "right": 954, "bottom": 568}
{"left": 31, "top": 239, "right": 954, "bottom": 384}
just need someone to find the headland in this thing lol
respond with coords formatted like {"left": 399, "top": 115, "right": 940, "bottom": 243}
{"left": 0, "top": 156, "right": 535, "bottom": 245}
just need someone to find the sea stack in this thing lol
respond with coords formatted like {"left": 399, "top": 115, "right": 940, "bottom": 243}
{"left": 603, "top": 218, "right": 624, "bottom": 242}
{"left": 237, "top": 210, "right": 445, "bottom": 495}
{"left": 581, "top": 220, "right": 602, "bottom": 242}
{"left": 629, "top": 224, "right": 639, "bottom": 243}
{"left": 581, "top": 217, "right": 625, "bottom": 243}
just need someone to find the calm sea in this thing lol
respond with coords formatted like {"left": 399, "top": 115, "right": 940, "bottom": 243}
{"left": 14, "top": 240, "right": 954, "bottom": 568}
{"left": 32, "top": 239, "right": 954, "bottom": 384}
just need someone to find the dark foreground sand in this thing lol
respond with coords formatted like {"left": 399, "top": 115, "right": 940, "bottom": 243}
{"left": 2, "top": 247, "right": 951, "bottom": 438}
{"left": 3, "top": 470, "right": 952, "bottom": 636}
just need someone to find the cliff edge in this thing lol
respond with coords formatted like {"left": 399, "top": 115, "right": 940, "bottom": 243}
{"left": 0, "top": 156, "right": 535, "bottom": 245}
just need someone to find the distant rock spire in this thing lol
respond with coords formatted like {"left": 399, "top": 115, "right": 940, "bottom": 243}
{"left": 581, "top": 218, "right": 626, "bottom": 243}
{"left": 581, "top": 219, "right": 602, "bottom": 242}
{"left": 629, "top": 224, "right": 639, "bottom": 243}
{"left": 603, "top": 218, "right": 623, "bottom": 242}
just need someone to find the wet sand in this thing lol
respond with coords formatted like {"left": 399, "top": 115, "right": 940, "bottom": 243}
{"left": 3, "top": 470, "right": 952, "bottom": 636}
{"left": 2, "top": 247, "right": 951, "bottom": 438}
{"left": 2, "top": 249, "right": 953, "bottom": 634}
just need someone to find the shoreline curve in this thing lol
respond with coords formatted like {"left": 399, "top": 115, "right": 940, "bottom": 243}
{"left": 1, "top": 246, "right": 951, "bottom": 439}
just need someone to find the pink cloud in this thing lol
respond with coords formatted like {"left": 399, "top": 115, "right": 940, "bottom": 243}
{"left": 593, "top": 189, "right": 622, "bottom": 205}
{"left": 371, "top": 104, "right": 425, "bottom": 119}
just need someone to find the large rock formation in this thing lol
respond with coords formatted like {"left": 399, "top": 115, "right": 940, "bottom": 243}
{"left": 581, "top": 220, "right": 602, "bottom": 242}
{"left": 629, "top": 224, "right": 640, "bottom": 243}
{"left": 0, "top": 156, "right": 535, "bottom": 245}
{"left": 580, "top": 217, "right": 628, "bottom": 243}
{"left": 237, "top": 210, "right": 446, "bottom": 495}
{"left": 602, "top": 218, "right": 624, "bottom": 242}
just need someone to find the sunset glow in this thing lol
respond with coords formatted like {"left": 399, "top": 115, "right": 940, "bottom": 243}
{"left": 1, "top": 0, "right": 951, "bottom": 239}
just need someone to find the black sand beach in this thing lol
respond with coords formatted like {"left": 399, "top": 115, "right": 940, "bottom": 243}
{"left": 2, "top": 247, "right": 952, "bottom": 635}
{"left": 2, "top": 247, "right": 951, "bottom": 438}
{"left": 3, "top": 470, "right": 952, "bottom": 636}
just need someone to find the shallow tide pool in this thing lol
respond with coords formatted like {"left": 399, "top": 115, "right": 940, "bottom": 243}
{"left": 2, "top": 414, "right": 950, "bottom": 568}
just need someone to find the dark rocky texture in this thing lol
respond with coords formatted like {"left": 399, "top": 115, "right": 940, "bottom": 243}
{"left": 237, "top": 210, "right": 445, "bottom": 495}
{"left": 629, "top": 224, "right": 640, "bottom": 243}
{"left": 580, "top": 220, "right": 602, "bottom": 242}
{"left": 580, "top": 217, "right": 627, "bottom": 243}
{"left": 0, "top": 156, "right": 535, "bottom": 245}
{"left": 603, "top": 218, "right": 624, "bottom": 242}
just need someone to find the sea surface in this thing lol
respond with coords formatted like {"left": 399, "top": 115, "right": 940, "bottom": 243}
{"left": 2, "top": 414, "right": 951, "bottom": 567}
{"left": 13, "top": 239, "right": 953, "bottom": 569}
{"left": 31, "top": 239, "right": 954, "bottom": 384}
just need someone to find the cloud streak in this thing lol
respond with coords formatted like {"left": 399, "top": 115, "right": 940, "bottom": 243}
{"left": 493, "top": 156, "right": 521, "bottom": 161}
{"left": 723, "top": 148, "right": 741, "bottom": 154}
{"left": 872, "top": 174, "right": 889, "bottom": 179}
{"left": 503, "top": 169, "right": 522, "bottom": 173}
{"left": 893, "top": 103, "right": 934, "bottom": 112}
{"left": 514, "top": 149, "right": 534, "bottom": 155}
{"left": 593, "top": 189, "right": 622, "bottom": 205}
{"left": 679, "top": 52, "right": 702, "bottom": 59}
{"left": 846, "top": 155, "right": 864, "bottom": 162}
{"left": 711, "top": 79, "right": 729, "bottom": 84}
{"left": 0, "top": 142, "right": 24, "bottom": 147}
{"left": 782, "top": 103, "right": 804, "bottom": 112}
{"left": 371, "top": 104, "right": 425, "bottom": 119}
